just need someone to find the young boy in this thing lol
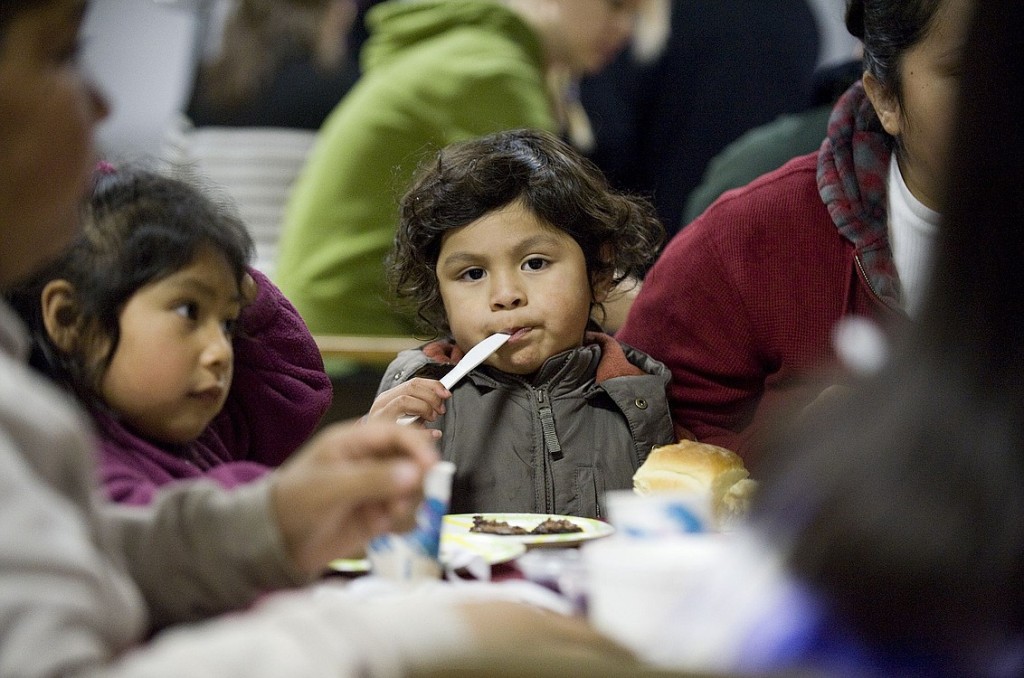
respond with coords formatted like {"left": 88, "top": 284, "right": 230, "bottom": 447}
{"left": 367, "top": 128, "right": 676, "bottom": 518}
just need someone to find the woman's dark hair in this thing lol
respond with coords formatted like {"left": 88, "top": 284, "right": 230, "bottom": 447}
{"left": 387, "top": 128, "right": 665, "bottom": 335}
{"left": 6, "top": 166, "right": 253, "bottom": 405}
{"left": 845, "top": 0, "right": 944, "bottom": 106}
{"left": 753, "top": 0, "right": 1023, "bottom": 671}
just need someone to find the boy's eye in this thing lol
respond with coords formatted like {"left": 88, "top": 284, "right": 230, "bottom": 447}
{"left": 459, "top": 268, "right": 486, "bottom": 281}
{"left": 522, "top": 258, "right": 548, "bottom": 272}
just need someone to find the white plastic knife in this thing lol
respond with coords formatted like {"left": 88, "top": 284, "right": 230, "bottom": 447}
{"left": 396, "top": 332, "right": 511, "bottom": 425}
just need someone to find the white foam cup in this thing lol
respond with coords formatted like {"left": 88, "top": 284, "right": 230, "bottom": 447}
{"left": 582, "top": 533, "right": 731, "bottom": 659}
{"left": 604, "top": 488, "right": 714, "bottom": 538}
{"left": 366, "top": 461, "right": 456, "bottom": 581}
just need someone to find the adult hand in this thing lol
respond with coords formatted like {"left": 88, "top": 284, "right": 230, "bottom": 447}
{"left": 269, "top": 420, "right": 439, "bottom": 575}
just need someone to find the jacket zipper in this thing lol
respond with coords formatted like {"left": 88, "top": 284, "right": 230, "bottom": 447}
{"left": 853, "top": 252, "right": 901, "bottom": 315}
{"left": 536, "top": 388, "right": 563, "bottom": 461}
{"left": 535, "top": 388, "right": 561, "bottom": 513}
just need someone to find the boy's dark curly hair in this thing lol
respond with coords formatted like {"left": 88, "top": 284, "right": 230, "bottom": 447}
{"left": 387, "top": 128, "right": 665, "bottom": 335}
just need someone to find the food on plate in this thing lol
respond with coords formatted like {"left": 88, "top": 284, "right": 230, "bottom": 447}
{"left": 470, "top": 515, "right": 528, "bottom": 535}
{"left": 529, "top": 517, "right": 584, "bottom": 535}
{"left": 632, "top": 440, "right": 757, "bottom": 529}
{"left": 469, "top": 515, "right": 584, "bottom": 536}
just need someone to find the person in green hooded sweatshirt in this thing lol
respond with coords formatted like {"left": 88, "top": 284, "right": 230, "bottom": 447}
{"left": 275, "top": 0, "right": 641, "bottom": 338}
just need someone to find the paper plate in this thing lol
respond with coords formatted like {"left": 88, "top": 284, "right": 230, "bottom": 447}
{"left": 443, "top": 513, "right": 615, "bottom": 548}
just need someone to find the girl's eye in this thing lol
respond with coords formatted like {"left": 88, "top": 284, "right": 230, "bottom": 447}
{"left": 174, "top": 302, "right": 199, "bottom": 321}
{"left": 523, "top": 258, "right": 548, "bottom": 272}
{"left": 222, "top": 317, "right": 239, "bottom": 337}
{"left": 459, "top": 268, "right": 486, "bottom": 282}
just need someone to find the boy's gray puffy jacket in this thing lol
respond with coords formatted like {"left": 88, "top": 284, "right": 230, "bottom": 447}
{"left": 378, "top": 332, "right": 676, "bottom": 518}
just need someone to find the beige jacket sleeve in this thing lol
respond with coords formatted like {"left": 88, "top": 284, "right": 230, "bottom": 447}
{"left": 103, "top": 479, "right": 307, "bottom": 629}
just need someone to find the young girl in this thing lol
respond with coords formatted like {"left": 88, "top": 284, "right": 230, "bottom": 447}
{"left": 6, "top": 164, "right": 332, "bottom": 504}
{"left": 367, "top": 128, "right": 676, "bottom": 518}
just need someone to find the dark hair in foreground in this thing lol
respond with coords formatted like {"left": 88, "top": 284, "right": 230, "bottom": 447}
{"left": 752, "top": 0, "right": 1024, "bottom": 671}
{"left": 0, "top": 0, "right": 62, "bottom": 43}
{"left": 387, "top": 128, "right": 665, "bottom": 335}
{"left": 5, "top": 166, "right": 253, "bottom": 405}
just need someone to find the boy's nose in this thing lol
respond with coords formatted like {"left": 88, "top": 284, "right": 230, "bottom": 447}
{"left": 490, "top": 275, "right": 524, "bottom": 310}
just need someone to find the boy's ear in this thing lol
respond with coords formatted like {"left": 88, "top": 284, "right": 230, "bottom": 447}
{"left": 40, "top": 279, "right": 83, "bottom": 352}
{"left": 591, "top": 271, "right": 613, "bottom": 304}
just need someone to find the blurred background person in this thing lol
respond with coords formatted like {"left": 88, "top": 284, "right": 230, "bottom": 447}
{"left": 274, "top": 0, "right": 643, "bottom": 340}
{"left": 579, "top": 0, "right": 821, "bottom": 236}
{"left": 683, "top": 55, "right": 863, "bottom": 223}
{"left": 185, "top": 0, "right": 363, "bottom": 130}
{"left": 161, "top": 0, "right": 386, "bottom": 277}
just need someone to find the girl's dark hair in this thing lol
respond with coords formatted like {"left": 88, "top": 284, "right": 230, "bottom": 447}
{"left": 754, "top": 0, "right": 1023, "bottom": 669}
{"left": 6, "top": 166, "right": 253, "bottom": 404}
{"left": 387, "top": 128, "right": 665, "bottom": 335}
{"left": 844, "top": 0, "right": 944, "bottom": 106}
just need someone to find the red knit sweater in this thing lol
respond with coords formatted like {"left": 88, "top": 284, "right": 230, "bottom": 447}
{"left": 619, "top": 151, "right": 904, "bottom": 460}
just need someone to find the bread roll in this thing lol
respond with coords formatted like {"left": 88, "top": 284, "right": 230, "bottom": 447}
{"left": 632, "top": 440, "right": 757, "bottom": 529}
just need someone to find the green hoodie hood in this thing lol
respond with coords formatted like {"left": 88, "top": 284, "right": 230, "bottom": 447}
{"left": 362, "top": 0, "right": 545, "bottom": 72}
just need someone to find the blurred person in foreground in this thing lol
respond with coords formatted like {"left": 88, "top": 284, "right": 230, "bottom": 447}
{"left": 0, "top": 1, "right": 631, "bottom": 675}
{"left": 631, "top": 0, "right": 1024, "bottom": 674}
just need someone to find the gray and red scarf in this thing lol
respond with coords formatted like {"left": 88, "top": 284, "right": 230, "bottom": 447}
{"left": 817, "top": 81, "right": 901, "bottom": 307}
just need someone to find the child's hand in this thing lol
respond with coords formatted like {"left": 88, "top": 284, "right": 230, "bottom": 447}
{"left": 367, "top": 378, "right": 450, "bottom": 428}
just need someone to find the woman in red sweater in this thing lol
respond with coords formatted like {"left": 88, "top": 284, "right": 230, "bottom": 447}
{"left": 617, "top": 0, "right": 972, "bottom": 461}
